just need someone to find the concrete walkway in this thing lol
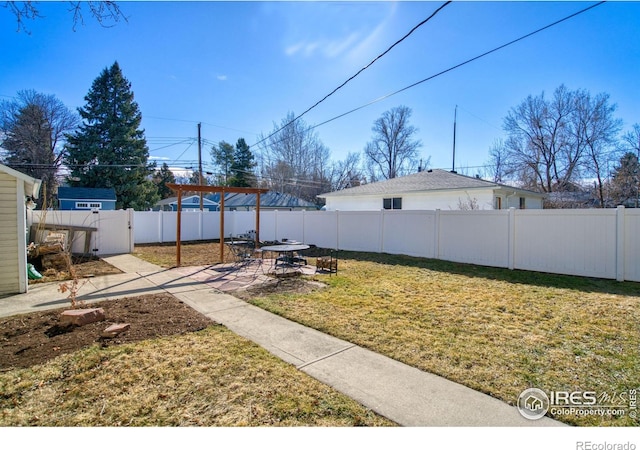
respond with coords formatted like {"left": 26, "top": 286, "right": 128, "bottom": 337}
{"left": 0, "top": 254, "right": 564, "bottom": 427}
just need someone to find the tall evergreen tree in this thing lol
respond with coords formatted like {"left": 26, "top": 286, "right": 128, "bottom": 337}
{"left": 210, "top": 140, "right": 234, "bottom": 185}
{"left": 152, "top": 162, "right": 176, "bottom": 199}
{"left": 64, "top": 62, "right": 159, "bottom": 210}
{"left": 610, "top": 152, "right": 639, "bottom": 207}
{"left": 229, "top": 138, "right": 255, "bottom": 187}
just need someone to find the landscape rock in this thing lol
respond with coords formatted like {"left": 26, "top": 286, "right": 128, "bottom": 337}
{"left": 100, "top": 323, "right": 131, "bottom": 338}
{"left": 60, "top": 308, "right": 105, "bottom": 327}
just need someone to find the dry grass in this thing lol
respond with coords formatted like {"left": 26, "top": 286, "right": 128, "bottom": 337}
{"left": 0, "top": 325, "right": 393, "bottom": 426}
{"left": 243, "top": 251, "right": 640, "bottom": 427}
{"left": 132, "top": 240, "right": 233, "bottom": 268}
{"left": 129, "top": 244, "right": 640, "bottom": 426}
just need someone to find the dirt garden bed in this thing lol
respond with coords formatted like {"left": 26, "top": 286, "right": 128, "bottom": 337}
{"left": 6, "top": 251, "right": 325, "bottom": 370}
{"left": 0, "top": 293, "right": 215, "bottom": 370}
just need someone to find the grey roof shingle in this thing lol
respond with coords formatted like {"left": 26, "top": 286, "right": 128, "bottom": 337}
{"left": 319, "top": 169, "right": 543, "bottom": 197}
{"left": 224, "top": 191, "right": 318, "bottom": 209}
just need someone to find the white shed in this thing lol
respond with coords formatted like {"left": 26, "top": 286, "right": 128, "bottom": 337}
{"left": 0, "top": 164, "right": 42, "bottom": 296}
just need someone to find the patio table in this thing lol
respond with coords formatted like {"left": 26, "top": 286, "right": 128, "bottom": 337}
{"left": 261, "top": 244, "right": 310, "bottom": 267}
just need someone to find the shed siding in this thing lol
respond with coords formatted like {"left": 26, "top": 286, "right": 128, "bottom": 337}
{"left": 0, "top": 173, "right": 20, "bottom": 295}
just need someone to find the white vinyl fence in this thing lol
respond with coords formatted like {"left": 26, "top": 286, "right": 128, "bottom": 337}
{"left": 28, "top": 207, "right": 639, "bottom": 282}
{"left": 27, "top": 209, "right": 134, "bottom": 256}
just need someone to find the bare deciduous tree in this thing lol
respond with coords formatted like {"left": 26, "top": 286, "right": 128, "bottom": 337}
{"left": 0, "top": 90, "right": 79, "bottom": 207}
{"left": 328, "top": 152, "right": 364, "bottom": 191}
{"left": 364, "top": 105, "right": 422, "bottom": 180}
{"left": 503, "top": 85, "right": 581, "bottom": 193}
{"left": 257, "top": 112, "right": 331, "bottom": 203}
{"left": 486, "top": 139, "right": 509, "bottom": 183}
{"left": 4, "top": 1, "right": 127, "bottom": 33}
{"left": 499, "top": 85, "right": 624, "bottom": 208}
{"left": 572, "top": 90, "right": 622, "bottom": 207}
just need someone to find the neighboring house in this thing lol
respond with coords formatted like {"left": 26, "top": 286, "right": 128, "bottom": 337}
{"left": 318, "top": 169, "right": 545, "bottom": 211}
{"left": 154, "top": 195, "right": 219, "bottom": 211}
{"left": 57, "top": 187, "right": 117, "bottom": 211}
{"left": 0, "top": 164, "right": 41, "bottom": 295}
{"left": 222, "top": 191, "right": 319, "bottom": 211}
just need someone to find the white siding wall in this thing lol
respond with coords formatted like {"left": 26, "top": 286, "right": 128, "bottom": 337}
{"left": 403, "top": 189, "right": 496, "bottom": 210}
{"left": 0, "top": 174, "right": 21, "bottom": 295}
{"left": 323, "top": 189, "right": 541, "bottom": 211}
{"left": 324, "top": 195, "right": 384, "bottom": 211}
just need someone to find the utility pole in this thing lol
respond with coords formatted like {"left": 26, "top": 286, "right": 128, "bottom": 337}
{"left": 198, "top": 122, "right": 203, "bottom": 210}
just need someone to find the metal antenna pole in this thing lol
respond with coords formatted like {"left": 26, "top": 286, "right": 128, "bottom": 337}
{"left": 452, "top": 105, "right": 457, "bottom": 173}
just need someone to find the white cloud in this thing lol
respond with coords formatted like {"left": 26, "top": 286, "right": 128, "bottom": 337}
{"left": 217, "top": 74, "right": 228, "bottom": 81}
{"left": 169, "top": 167, "right": 193, "bottom": 179}
{"left": 285, "top": 42, "right": 305, "bottom": 56}
{"left": 281, "top": 2, "right": 397, "bottom": 61}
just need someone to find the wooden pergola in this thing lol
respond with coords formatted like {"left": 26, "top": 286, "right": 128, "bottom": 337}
{"left": 167, "top": 184, "right": 269, "bottom": 267}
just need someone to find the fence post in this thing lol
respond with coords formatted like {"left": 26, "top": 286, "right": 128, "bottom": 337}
{"left": 127, "top": 208, "right": 134, "bottom": 253}
{"left": 336, "top": 210, "right": 340, "bottom": 250}
{"left": 434, "top": 209, "right": 440, "bottom": 259}
{"left": 616, "top": 206, "right": 625, "bottom": 282}
{"left": 274, "top": 210, "right": 278, "bottom": 242}
{"left": 380, "top": 209, "right": 385, "bottom": 253}
{"left": 508, "top": 207, "right": 516, "bottom": 270}
{"left": 302, "top": 209, "right": 306, "bottom": 244}
{"left": 158, "top": 209, "right": 164, "bottom": 244}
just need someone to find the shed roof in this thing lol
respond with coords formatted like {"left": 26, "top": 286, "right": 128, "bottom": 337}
{"left": 57, "top": 187, "right": 116, "bottom": 201}
{"left": 0, "top": 164, "right": 42, "bottom": 198}
{"left": 319, "top": 169, "right": 544, "bottom": 198}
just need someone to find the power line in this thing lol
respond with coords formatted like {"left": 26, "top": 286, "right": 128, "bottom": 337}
{"left": 308, "top": 1, "right": 606, "bottom": 132}
{"left": 251, "top": 1, "right": 452, "bottom": 149}
{"left": 145, "top": 115, "right": 257, "bottom": 136}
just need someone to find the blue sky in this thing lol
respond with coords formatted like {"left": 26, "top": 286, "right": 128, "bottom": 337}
{"left": 2, "top": 1, "right": 639, "bottom": 178}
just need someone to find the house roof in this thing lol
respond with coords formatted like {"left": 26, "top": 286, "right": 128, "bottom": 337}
{"left": 318, "top": 169, "right": 545, "bottom": 198}
{"left": 57, "top": 187, "right": 116, "bottom": 201}
{"left": 223, "top": 191, "right": 318, "bottom": 209}
{"left": 156, "top": 195, "right": 218, "bottom": 206}
{"left": 0, "top": 164, "right": 42, "bottom": 199}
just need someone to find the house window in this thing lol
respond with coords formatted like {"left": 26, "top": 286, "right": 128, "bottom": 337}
{"left": 519, "top": 197, "right": 526, "bottom": 209}
{"left": 75, "top": 202, "right": 102, "bottom": 210}
{"left": 494, "top": 197, "right": 502, "bottom": 210}
{"left": 383, "top": 197, "right": 402, "bottom": 210}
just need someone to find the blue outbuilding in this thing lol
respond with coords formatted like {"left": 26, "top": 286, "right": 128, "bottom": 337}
{"left": 57, "top": 187, "right": 117, "bottom": 210}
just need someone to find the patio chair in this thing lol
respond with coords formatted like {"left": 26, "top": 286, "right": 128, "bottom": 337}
{"left": 228, "top": 236, "right": 254, "bottom": 267}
